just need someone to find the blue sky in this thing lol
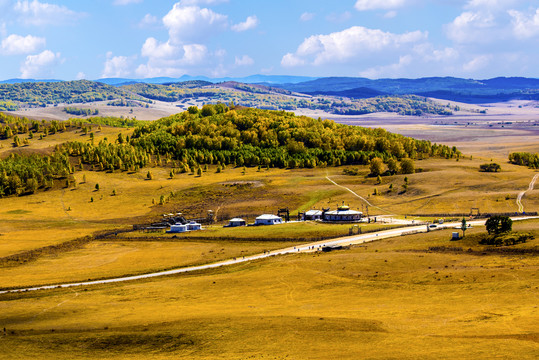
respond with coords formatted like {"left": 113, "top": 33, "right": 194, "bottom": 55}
{"left": 0, "top": 0, "right": 538, "bottom": 80}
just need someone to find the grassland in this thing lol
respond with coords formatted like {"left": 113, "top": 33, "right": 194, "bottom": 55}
{"left": 1, "top": 219, "right": 537, "bottom": 359}
{"left": 0, "top": 104, "right": 538, "bottom": 359}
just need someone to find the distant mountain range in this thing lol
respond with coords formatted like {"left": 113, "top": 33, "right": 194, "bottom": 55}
{"left": 1, "top": 76, "right": 538, "bottom": 103}
{"left": 269, "top": 76, "right": 539, "bottom": 103}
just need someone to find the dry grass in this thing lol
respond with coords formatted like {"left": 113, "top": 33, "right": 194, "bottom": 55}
{"left": 1, "top": 220, "right": 537, "bottom": 359}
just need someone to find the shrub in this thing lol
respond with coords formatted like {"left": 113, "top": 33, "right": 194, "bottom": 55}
{"left": 479, "top": 163, "right": 501, "bottom": 172}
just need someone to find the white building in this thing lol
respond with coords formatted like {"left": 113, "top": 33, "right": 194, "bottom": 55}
{"left": 169, "top": 224, "right": 187, "bottom": 233}
{"left": 255, "top": 214, "right": 283, "bottom": 225}
{"left": 186, "top": 221, "right": 202, "bottom": 231}
{"left": 324, "top": 205, "right": 362, "bottom": 222}
{"left": 304, "top": 210, "right": 323, "bottom": 221}
{"left": 226, "top": 218, "right": 246, "bottom": 227}
{"left": 168, "top": 221, "right": 202, "bottom": 233}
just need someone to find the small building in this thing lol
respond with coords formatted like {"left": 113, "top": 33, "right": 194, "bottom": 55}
{"left": 168, "top": 224, "right": 187, "bottom": 233}
{"left": 226, "top": 218, "right": 246, "bottom": 227}
{"left": 186, "top": 221, "right": 202, "bottom": 231}
{"left": 452, "top": 232, "right": 460, "bottom": 240}
{"left": 304, "top": 210, "right": 324, "bottom": 221}
{"left": 255, "top": 214, "right": 283, "bottom": 226}
{"left": 324, "top": 205, "right": 362, "bottom": 222}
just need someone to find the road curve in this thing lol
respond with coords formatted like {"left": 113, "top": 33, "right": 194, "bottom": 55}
{"left": 1, "top": 216, "right": 536, "bottom": 295}
{"left": 517, "top": 173, "right": 539, "bottom": 213}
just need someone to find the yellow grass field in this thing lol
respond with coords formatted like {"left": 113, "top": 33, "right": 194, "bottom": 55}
{"left": 1, "top": 220, "right": 537, "bottom": 359}
{"left": 0, "top": 106, "right": 538, "bottom": 359}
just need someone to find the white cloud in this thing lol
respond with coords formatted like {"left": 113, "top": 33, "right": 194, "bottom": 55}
{"left": 135, "top": 64, "right": 184, "bottom": 78}
{"left": 76, "top": 71, "right": 86, "bottom": 80}
{"left": 1, "top": 34, "right": 45, "bottom": 55}
{"left": 360, "top": 55, "right": 412, "bottom": 79}
{"left": 163, "top": 3, "right": 227, "bottom": 43}
{"left": 102, "top": 52, "right": 135, "bottom": 78}
{"left": 0, "top": 22, "right": 6, "bottom": 37}
{"left": 231, "top": 15, "right": 258, "bottom": 32}
{"left": 235, "top": 55, "right": 253, "bottom": 66}
{"left": 281, "top": 53, "right": 305, "bottom": 67}
{"left": 20, "top": 49, "right": 61, "bottom": 78}
{"left": 300, "top": 12, "right": 314, "bottom": 22}
{"left": 141, "top": 37, "right": 179, "bottom": 58}
{"left": 181, "top": 44, "right": 208, "bottom": 65}
{"left": 282, "top": 26, "right": 427, "bottom": 67}
{"left": 355, "top": 0, "right": 407, "bottom": 11}
{"left": 462, "top": 54, "right": 491, "bottom": 72}
{"left": 14, "top": 0, "right": 82, "bottom": 26}
{"left": 113, "top": 0, "right": 142, "bottom": 5}
{"left": 138, "top": 13, "right": 159, "bottom": 27}
{"left": 445, "top": 11, "right": 498, "bottom": 43}
{"left": 508, "top": 8, "right": 539, "bottom": 39}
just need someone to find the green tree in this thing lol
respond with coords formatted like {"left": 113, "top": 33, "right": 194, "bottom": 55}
{"left": 369, "top": 157, "right": 384, "bottom": 176}
{"left": 400, "top": 158, "right": 415, "bottom": 174}
{"left": 147, "top": 170, "right": 153, "bottom": 180}
{"left": 387, "top": 158, "right": 398, "bottom": 174}
{"left": 485, "top": 215, "right": 513, "bottom": 235}
{"left": 460, "top": 217, "right": 467, "bottom": 238}
{"left": 95, "top": 183, "right": 100, "bottom": 191}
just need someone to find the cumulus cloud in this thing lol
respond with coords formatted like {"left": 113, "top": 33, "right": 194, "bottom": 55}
{"left": 14, "top": 0, "right": 83, "bottom": 26}
{"left": 113, "top": 0, "right": 142, "bottom": 5}
{"left": 235, "top": 55, "right": 254, "bottom": 66}
{"left": 281, "top": 26, "right": 427, "bottom": 67}
{"left": 163, "top": 3, "right": 227, "bottom": 43}
{"left": 141, "top": 37, "right": 179, "bottom": 58}
{"left": 508, "top": 8, "right": 539, "bottom": 39}
{"left": 231, "top": 15, "right": 258, "bottom": 32}
{"left": 281, "top": 53, "right": 305, "bottom": 67}
{"left": 445, "top": 11, "right": 498, "bottom": 44}
{"left": 102, "top": 52, "right": 135, "bottom": 78}
{"left": 355, "top": 0, "right": 407, "bottom": 11}
{"left": 1, "top": 34, "right": 45, "bottom": 55}
{"left": 20, "top": 49, "right": 61, "bottom": 78}
{"left": 76, "top": 71, "right": 86, "bottom": 80}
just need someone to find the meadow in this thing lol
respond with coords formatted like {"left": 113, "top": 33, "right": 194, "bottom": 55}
{"left": 0, "top": 219, "right": 537, "bottom": 359}
{"left": 0, "top": 103, "right": 538, "bottom": 359}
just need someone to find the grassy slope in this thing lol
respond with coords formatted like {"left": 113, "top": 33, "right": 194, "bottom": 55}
{"left": 0, "top": 220, "right": 537, "bottom": 359}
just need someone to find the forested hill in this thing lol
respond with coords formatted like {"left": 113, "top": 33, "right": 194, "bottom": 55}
{"left": 0, "top": 79, "right": 454, "bottom": 116}
{"left": 0, "top": 80, "right": 145, "bottom": 107}
{"left": 129, "top": 104, "right": 458, "bottom": 169}
{"left": 0, "top": 105, "right": 458, "bottom": 198}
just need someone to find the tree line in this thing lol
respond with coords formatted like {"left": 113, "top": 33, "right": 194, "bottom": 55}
{"left": 509, "top": 152, "right": 539, "bottom": 168}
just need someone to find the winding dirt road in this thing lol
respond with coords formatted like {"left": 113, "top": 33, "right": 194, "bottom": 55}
{"left": 517, "top": 174, "right": 539, "bottom": 213}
